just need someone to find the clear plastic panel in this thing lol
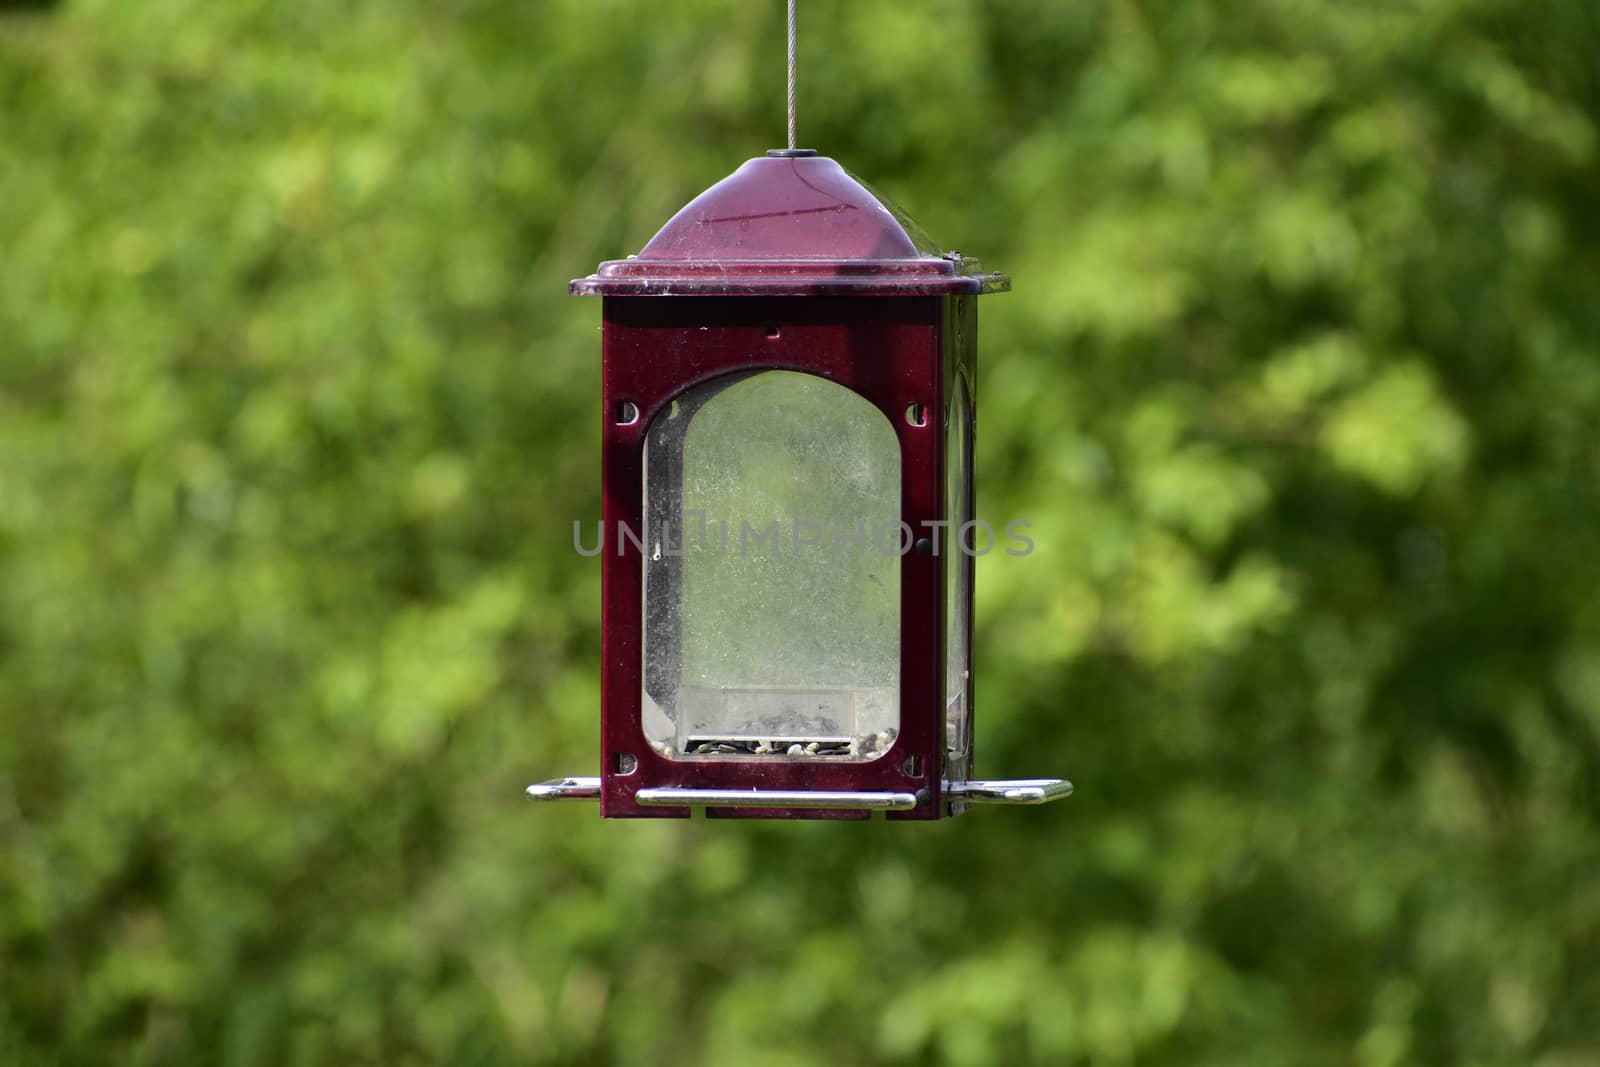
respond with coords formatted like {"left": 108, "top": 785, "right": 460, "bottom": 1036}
{"left": 945, "top": 380, "right": 973, "bottom": 759}
{"left": 642, "top": 371, "right": 901, "bottom": 761}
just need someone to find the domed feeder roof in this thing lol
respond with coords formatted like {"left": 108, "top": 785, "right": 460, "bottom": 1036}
{"left": 570, "top": 151, "right": 1008, "bottom": 297}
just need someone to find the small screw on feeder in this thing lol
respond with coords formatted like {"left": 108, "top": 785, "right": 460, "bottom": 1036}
{"left": 528, "top": 5, "right": 1071, "bottom": 819}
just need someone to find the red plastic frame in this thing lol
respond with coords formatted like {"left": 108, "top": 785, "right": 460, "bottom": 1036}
{"left": 598, "top": 295, "right": 976, "bottom": 819}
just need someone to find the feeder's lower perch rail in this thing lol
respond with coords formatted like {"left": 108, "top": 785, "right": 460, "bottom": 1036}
{"left": 525, "top": 778, "right": 1072, "bottom": 808}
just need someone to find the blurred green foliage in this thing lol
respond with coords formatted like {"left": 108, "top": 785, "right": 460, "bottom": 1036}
{"left": 3, "top": 0, "right": 1599, "bottom": 1064}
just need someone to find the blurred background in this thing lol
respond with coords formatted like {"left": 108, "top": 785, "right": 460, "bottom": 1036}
{"left": 3, "top": 0, "right": 1599, "bottom": 1063}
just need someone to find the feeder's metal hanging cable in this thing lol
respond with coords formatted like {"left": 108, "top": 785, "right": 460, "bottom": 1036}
{"left": 787, "top": 0, "right": 798, "bottom": 150}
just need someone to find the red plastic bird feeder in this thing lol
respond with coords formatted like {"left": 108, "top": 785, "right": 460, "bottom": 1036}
{"left": 528, "top": 148, "right": 1072, "bottom": 820}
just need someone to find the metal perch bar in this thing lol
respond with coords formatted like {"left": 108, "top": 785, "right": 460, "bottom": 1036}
{"left": 526, "top": 777, "right": 1072, "bottom": 807}
{"left": 525, "top": 777, "right": 602, "bottom": 801}
{"left": 945, "top": 778, "right": 1074, "bottom": 805}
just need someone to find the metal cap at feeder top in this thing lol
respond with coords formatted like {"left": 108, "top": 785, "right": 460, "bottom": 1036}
{"left": 570, "top": 153, "right": 1009, "bottom": 297}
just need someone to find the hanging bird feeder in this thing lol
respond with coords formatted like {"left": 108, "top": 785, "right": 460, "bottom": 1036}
{"left": 529, "top": 4, "right": 1070, "bottom": 819}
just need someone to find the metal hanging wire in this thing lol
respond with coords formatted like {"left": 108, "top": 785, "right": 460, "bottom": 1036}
{"left": 787, "top": 0, "right": 798, "bottom": 150}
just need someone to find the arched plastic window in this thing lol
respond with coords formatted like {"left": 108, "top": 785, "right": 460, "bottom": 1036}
{"left": 641, "top": 371, "right": 901, "bottom": 761}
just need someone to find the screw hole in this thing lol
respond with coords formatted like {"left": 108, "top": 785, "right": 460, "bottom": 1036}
{"left": 615, "top": 752, "right": 638, "bottom": 775}
{"left": 764, "top": 323, "right": 782, "bottom": 340}
{"left": 615, "top": 401, "right": 639, "bottom": 425}
{"left": 905, "top": 402, "right": 926, "bottom": 427}
{"left": 902, "top": 755, "right": 922, "bottom": 778}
